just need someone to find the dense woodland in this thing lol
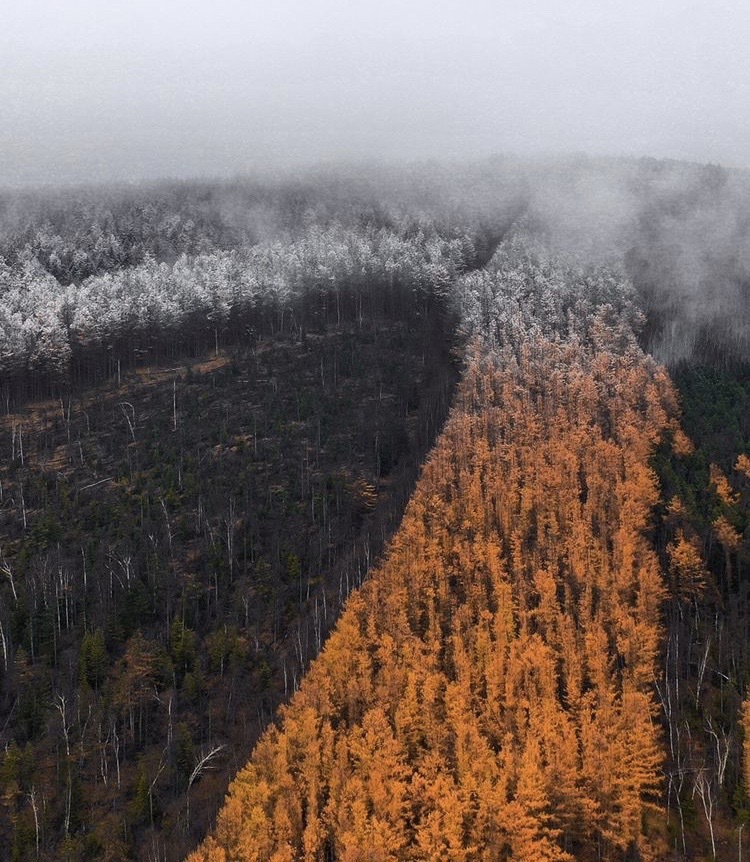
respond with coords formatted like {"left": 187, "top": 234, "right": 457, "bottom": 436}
{"left": 2, "top": 156, "right": 750, "bottom": 860}
{"left": 189, "top": 240, "right": 681, "bottom": 860}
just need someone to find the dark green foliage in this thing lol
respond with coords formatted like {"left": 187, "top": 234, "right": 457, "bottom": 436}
{"left": 79, "top": 629, "right": 107, "bottom": 689}
{"left": 674, "top": 362, "right": 750, "bottom": 471}
{"left": 174, "top": 724, "right": 195, "bottom": 793}
{"left": 653, "top": 360, "right": 750, "bottom": 853}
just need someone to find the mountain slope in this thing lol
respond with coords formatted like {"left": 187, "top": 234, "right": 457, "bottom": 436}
{"left": 189, "top": 247, "right": 684, "bottom": 860}
{"left": 0, "top": 307, "right": 458, "bottom": 861}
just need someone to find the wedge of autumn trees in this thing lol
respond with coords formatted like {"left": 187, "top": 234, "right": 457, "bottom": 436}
{"left": 189, "top": 244, "right": 687, "bottom": 860}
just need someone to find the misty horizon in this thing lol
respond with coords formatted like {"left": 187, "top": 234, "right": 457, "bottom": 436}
{"left": 3, "top": 0, "right": 750, "bottom": 187}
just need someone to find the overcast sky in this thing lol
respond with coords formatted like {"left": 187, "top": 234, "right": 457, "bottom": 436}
{"left": 2, "top": 0, "right": 749, "bottom": 186}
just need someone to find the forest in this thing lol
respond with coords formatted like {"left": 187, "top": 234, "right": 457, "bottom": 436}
{"left": 2, "top": 156, "right": 750, "bottom": 860}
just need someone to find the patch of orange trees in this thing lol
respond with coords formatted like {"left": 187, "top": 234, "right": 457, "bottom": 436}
{"left": 190, "top": 308, "right": 684, "bottom": 860}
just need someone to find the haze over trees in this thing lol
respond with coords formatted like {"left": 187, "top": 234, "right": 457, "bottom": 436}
{"left": 2, "top": 156, "right": 750, "bottom": 860}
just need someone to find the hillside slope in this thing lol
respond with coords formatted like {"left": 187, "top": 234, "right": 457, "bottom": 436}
{"left": 4, "top": 158, "right": 750, "bottom": 860}
{"left": 189, "top": 245, "right": 685, "bottom": 860}
{"left": 0, "top": 305, "right": 458, "bottom": 860}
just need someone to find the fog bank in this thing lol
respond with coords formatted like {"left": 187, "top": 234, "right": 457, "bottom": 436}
{"left": 3, "top": 0, "right": 749, "bottom": 186}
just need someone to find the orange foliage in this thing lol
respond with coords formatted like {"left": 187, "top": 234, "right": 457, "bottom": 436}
{"left": 188, "top": 334, "right": 677, "bottom": 861}
{"left": 667, "top": 530, "right": 708, "bottom": 601}
{"left": 736, "top": 453, "right": 750, "bottom": 480}
{"left": 710, "top": 463, "right": 739, "bottom": 507}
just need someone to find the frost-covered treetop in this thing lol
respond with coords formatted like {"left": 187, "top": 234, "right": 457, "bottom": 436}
{"left": 0, "top": 224, "right": 471, "bottom": 382}
{"left": 455, "top": 225, "right": 643, "bottom": 356}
